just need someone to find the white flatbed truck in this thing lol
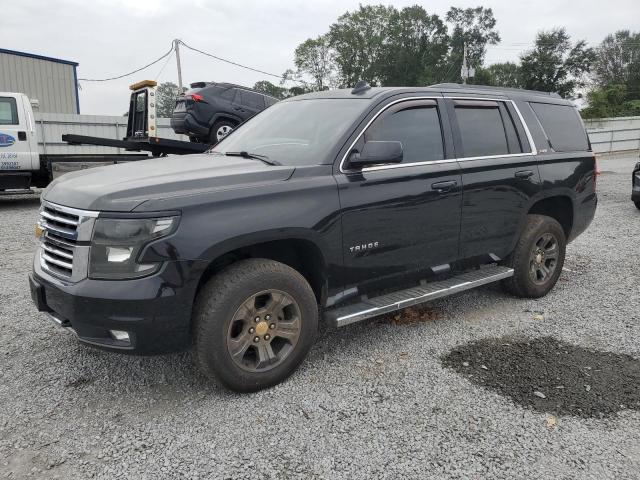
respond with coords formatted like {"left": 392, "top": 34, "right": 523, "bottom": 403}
{"left": 0, "top": 81, "right": 208, "bottom": 194}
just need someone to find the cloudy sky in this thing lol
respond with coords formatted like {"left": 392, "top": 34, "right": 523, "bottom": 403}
{"left": 2, "top": 0, "right": 638, "bottom": 115}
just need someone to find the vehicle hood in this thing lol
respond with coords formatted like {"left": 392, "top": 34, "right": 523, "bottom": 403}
{"left": 43, "top": 154, "right": 295, "bottom": 212}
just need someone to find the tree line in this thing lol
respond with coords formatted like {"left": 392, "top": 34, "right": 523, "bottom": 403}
{"left": 155, "top": 5, "right": 639, "bottom": 120}
{"left": 258, "top": 5, "right": 640, "bottom": 119}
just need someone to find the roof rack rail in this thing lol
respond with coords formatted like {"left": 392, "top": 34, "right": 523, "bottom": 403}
{"left": 429, "top": 83, "right": 561, "bottom": 98}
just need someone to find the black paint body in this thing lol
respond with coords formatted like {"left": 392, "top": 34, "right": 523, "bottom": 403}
{"left": 30, "top": 85, "right": 597, "bottom": 353}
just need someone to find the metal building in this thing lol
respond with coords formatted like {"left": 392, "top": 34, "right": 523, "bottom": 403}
{"left": 0, "top": 48, "right": 80, "bottom": 114}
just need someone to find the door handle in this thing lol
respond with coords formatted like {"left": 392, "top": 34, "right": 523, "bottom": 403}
{"left": 18, "top": 131, "right": 27, "bottom": 141}
{"left": 515, "top": 170, "right": 534, "bottom": 179}
{"left": 431, "top": 180, "right": 457, "bottom": 193}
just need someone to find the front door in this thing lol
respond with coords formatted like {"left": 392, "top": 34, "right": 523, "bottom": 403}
{"left": 336, "top": 98, "right": 462, "bottom": 297}
{"left": 0, "top": 95, "right": 36, "bottom": 174}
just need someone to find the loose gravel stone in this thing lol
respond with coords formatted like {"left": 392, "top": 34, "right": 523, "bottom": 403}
{"left": 1, "top": 155, "right": 639, "bottom": 479}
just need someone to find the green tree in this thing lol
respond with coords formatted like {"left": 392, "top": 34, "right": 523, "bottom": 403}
{"left": 380, "top": 6, "right": 449, "bottom": 86}
{"left": 593, "top": 30, "right": 640, "bottom": 88}
{"left": 520, "top": 28, "right": 595, "bottom": 98}
{"left": 444, "top": 6, "right": 500, "bottom": 82}
{"left": 471, "top": 62, "right": 522, "bottom": 88}
{"left": 253, "top": 80, "right": 290, "bottom": 99}
{"left": 327, "top": 5, "right": 395, "bottom": 86}
{"left": 291, "top": 35, "right": 337, "bottom": 90}
{"left": 155, "top": 82, "right": 182, "bottom": 118}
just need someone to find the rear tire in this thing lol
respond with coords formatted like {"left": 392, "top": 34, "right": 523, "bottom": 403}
{"left": 194, "top": 259, "right": 318, "bottom": 392}
{"left": 634, "top": 200, "right": 640, "bottom": 210}
{"left": 502, "top": 214, "right": 566, "bottom": 298}
{"left": 209, "top": 120, "right": 236, "bottom": 144}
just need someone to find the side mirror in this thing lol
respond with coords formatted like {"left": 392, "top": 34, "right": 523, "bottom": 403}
{"left": 347, "top": 141, "right": 403, "bottom": 169}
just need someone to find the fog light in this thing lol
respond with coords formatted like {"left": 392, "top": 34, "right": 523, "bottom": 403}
{"left": 107, "top": 246, "right": 133, "bottom": 263}
{"left": 109, "top": 330, "right": 130, "bottom": 342}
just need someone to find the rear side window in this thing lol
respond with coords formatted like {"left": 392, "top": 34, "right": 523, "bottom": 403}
{"left": 219, "top": 88, "right": 236, "bottom": 101}
{"left": 239, "top": 90, "right": 265, "bottom": 109}
{"left": 454, "top": 102, "right": 510, "bottom": 157}
{"left": 364, "top": 103, "right": 444, "bottom": 164}
{"left": 0, "top": 97, "right": 18, "bottom": 125}
{"left": 529, "top": 102, "right": 589, "bottom": 152}
{"left": 264, "top": 96, "right": 279, "bottom": 107}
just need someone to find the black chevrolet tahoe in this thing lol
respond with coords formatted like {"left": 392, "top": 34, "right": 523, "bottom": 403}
{"left": 29, "top": 83, "right": 597, "bottom": 392}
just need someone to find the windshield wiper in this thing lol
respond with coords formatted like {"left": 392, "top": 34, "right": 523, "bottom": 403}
{"left": 224, "top": 151, "right": 281, "bottom": 166}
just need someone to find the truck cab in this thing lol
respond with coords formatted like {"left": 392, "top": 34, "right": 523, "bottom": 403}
{"left": 0, "top": 92, "right": 39, "bottom": 191}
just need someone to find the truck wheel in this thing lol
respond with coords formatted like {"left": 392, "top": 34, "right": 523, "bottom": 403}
{"left": 635, "top": 201, "right": 640, "bottom": 210}
{"left": 194, "top": 259, "right": 318, "bottom": 392}
{"left": 210, "top": 120, "right": 235, "bottom": 144}
{"left": 502, "top": 214, "right": 566, "bottom": 298}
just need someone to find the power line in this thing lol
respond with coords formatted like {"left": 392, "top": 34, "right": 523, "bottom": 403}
{"left": 155, "top": 48, "right": 175, "bottom": 81}
{"left": 78, "top": 44, "right": 174, "bottom": 82}
{"left": 178, "top": 39, "right": 311, "bottom": 86}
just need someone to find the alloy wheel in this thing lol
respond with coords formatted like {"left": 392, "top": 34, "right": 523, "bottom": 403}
{"left": 226, "top": 290, "right": 302, "bottom": 372}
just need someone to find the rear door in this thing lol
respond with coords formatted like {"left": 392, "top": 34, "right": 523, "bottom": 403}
{"left": 0, "top": 94, "right": 35, "bottom": 172}
{"left": 336, "top": 97, "right": 463, "bottom": 296}
{"left": 236, "top": 90, "right": 265, "bottom": 119}
{"left": 446, "top": 97, "right": 540, "bottom": 261}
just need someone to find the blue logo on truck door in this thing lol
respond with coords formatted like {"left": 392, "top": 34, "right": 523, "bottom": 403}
{"left": 0, "top": 133, "right": 16, "bottom": 147}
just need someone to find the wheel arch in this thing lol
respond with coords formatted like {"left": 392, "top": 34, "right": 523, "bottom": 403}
{"left": 209, "top": 113, "right": 241, "bottom": 129}
{"left": 195, "top": 231, "right": 329, "bottom": 306}
{"left": 527, "top": 194, "right": 574, "bottom": 240}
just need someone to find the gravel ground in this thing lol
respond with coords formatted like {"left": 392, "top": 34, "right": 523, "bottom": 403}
{"left": 1, "top": 155, "right": 639, "bottom": 479}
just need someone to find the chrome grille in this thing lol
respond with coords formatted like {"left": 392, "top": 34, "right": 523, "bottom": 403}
{"left": 37, "top": 201, "right": 98, "bottom": 281}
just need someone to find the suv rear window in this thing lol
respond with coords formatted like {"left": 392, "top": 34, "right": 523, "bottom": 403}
{"left": 529, "top": 102, "right": 589, "bottom": 152}
{"left": 0, "top": 97, "right": 18, "bottom": 125}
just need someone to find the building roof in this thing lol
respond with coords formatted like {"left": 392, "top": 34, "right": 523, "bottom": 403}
{"left": 0, "top": 48, "right": 79, "bottom": 67}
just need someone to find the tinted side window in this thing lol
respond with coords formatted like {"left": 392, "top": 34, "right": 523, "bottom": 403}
{"left": 529, "top": 102, "right": 589, "bottom": 152}
{"left": 0, "top": 97, "right": 19, "bottom": 125}
{"left": 264, "top": 96, "right": 279, "bottom": 107}
{"left": 219, "top": 88, "right": 236, "bottom": 101}
{"left": 364, "top": 105, "right": 444, "bottom": 164}
{"left": 239, "top": 90, "right": 264, "bottom": 109}
{"left": 455, "top": 104, "right": 509, "bottom": 157}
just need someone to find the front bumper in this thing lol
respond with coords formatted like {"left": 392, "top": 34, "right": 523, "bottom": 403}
{"left": 29, "top": 257, "right": 204, "bottom": 354}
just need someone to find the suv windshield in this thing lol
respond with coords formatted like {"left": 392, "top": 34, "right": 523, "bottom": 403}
{"left": 211, "top": 98, "right": 368, "bottom": 166}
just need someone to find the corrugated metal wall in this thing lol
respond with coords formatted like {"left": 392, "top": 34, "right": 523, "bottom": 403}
{"left": 0, "top": 52, "right": 78, "bottom": 114}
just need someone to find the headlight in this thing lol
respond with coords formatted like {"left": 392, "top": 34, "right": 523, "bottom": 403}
{"left": 89, "top": 216, "right": 179, "bottom": 280}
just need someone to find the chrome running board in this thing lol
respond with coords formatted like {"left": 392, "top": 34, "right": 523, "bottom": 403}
{"left": 325, "top": 265, "right": 514, "bottom": 328}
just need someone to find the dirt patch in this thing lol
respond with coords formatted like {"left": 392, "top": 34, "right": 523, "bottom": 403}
{"left": 442, "top": 336, "right": 640, "bottom": 418}
{"left": 383, "top": 305, "right": 442, "bottom": 326}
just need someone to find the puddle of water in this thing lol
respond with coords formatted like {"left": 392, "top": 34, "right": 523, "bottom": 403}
{"left": 442, "top": 336, "right": 640, "bottom": 418}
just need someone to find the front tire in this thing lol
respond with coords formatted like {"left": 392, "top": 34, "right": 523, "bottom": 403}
{"left": 502, "top": 214, "right": 566, "bottom": 298}
{"left": 194, "top": 259, "right": 318, "bottom": 392}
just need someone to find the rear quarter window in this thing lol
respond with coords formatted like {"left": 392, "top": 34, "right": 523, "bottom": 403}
{"left": 529, "top": 102, "right": 589, "bottom": 152}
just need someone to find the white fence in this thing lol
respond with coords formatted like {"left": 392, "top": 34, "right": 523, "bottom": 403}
{"left": 584, "top": 116, "right": 640, "bottom": 155}
{"left": 34, "top": 113, "right": 188, "bottom": 156}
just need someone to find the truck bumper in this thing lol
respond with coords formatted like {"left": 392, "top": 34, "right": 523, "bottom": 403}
{"left": 29, "top": 258, "right": 205, "bottom": 354}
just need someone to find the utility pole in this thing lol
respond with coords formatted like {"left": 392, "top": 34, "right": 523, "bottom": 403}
{"left": 461, "top": 43, "right": 468, "bottom": 84}
{"left": 460, "top": 43, "right": 475, "bottom": 84}
{"left": 174, "top": 39, "right": 184, "bottom": 96}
